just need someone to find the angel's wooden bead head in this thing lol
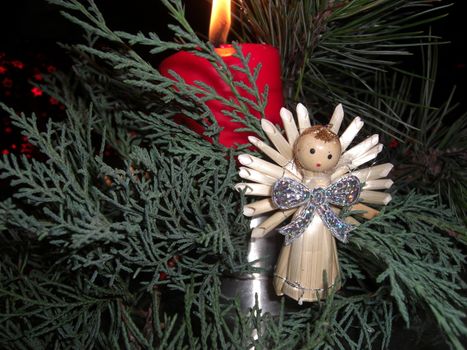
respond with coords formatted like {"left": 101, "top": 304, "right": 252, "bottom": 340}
{"left": 293, "top": 125, "right": 341, "bottom": 172}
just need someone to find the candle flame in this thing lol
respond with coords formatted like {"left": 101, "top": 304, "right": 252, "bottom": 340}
{"left": 209, "top": 0, "right": 231, "bottom": 46}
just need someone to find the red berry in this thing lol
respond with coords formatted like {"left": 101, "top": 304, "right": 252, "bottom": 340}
{"left": 388, "top": 139, "right": 399, "bottom": 149}
{"left": 11, "top": 60, "right": 24, "bottom": 69}
{"left": 31, "top": 87, "right": 43, "bottom": 97}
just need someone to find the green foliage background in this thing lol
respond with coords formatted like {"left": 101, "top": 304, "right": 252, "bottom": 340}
{"left": 0, "top": 0, "right": 466, "bottom": 349}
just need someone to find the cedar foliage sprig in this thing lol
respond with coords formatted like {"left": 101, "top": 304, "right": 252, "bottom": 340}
{"left": 1, "top": 190, "right": 465, "bottom": 348}
{"left": 0, "top": 0, "right": 466, "bottom": 349}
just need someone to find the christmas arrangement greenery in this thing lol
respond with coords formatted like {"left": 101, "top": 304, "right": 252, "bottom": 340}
{"left": 0, "top": 0, "right": 466, "bottom": 349}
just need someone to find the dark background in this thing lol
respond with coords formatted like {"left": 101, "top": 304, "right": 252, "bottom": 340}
{"left": 0, "top": 0, "right": 466, "bottom": 106}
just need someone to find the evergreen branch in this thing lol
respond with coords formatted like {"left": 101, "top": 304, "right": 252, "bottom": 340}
{"left": 233, "top": 0, "right": 448, "bottom": 137}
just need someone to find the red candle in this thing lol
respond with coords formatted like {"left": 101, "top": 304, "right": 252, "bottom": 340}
{"left": 159, "top": 1, "right": 283, "bottom": 147}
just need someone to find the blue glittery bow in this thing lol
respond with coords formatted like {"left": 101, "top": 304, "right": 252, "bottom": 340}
{"left": 272, "top": 176, "right": 361, "bottom": 245}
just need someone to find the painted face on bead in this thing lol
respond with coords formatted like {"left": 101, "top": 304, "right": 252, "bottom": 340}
{"left": 294, "top": 126, "right": 341, "bottom": 172}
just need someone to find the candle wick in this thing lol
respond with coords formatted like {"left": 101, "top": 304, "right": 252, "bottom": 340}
{"left": 209, "top": 22, "right": 229, "bottom": 48}
{"left": 210, "top": 38, "right": 225, "bottom": 48}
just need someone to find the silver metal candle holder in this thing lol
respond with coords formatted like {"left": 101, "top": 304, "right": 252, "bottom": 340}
{"left": 220, "top": 217, "right": 302, "bottom": 314}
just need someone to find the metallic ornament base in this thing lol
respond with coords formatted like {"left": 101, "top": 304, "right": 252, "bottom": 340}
{"left": 221, "top": 274, "right": 303, "bottom": 315}
{"left": 220, "top": 225, "right": 303, "bottom": 315}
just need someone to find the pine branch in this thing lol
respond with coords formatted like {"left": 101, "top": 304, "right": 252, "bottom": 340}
{"left": 357, "top": 43, "right": 467, "bottom": 229}
{"left": 233, "top": 0, "right": 449, "bottom": 138}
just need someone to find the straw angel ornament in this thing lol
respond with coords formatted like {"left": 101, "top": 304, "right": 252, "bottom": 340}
{"left": 236, "top": 104, "right": 393, "bottom": 304}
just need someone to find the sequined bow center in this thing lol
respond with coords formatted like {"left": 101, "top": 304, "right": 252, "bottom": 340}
{"left": 271, "top": 176, "right": 361, "bottom": 245}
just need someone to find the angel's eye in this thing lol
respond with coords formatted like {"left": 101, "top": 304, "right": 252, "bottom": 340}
{"left": 310, "top": 148, "right": 316, "bottom": 154}
{"left": 327, "top": 154, "right": 333, "bottom": 160}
